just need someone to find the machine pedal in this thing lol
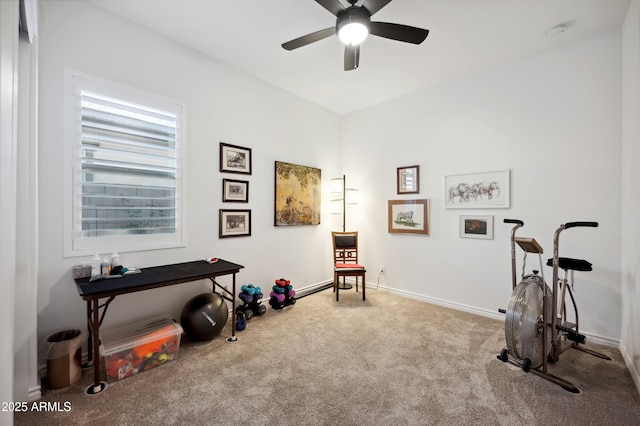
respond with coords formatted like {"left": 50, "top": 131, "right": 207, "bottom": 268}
{"left": 566, "top": 330, "right": 586, "bottom": 344}
{"left": 555, "top": 323, "right": 586, "bottom": 344}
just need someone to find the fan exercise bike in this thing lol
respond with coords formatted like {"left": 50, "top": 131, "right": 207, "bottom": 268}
{"left": 497, "top": 219, "right": 612, "bottom": 393}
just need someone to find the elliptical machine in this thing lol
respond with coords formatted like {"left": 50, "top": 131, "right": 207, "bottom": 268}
{"left": 497, "top": 219, "right": 612, "bottom": 393}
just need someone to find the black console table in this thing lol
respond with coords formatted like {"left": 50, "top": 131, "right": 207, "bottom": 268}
{"left": 74, "top": 258, "right": 244, "bottom": 395}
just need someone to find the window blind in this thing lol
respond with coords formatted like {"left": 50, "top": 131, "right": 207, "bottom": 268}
{"left": 80, "top": 91, "right": 178, "bottom": 237}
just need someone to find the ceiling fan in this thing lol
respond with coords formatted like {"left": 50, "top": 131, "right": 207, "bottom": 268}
{"left": 281, "top": 0, "right": 429, "bottom": 71}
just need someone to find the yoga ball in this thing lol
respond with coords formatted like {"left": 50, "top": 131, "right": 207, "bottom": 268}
{"left": 180, "top": 293, "right": 228, "bottom": 341}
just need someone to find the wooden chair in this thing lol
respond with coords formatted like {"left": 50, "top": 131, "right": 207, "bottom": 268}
{"left": 332, "top": 231, "right": 366, "bottom": 301}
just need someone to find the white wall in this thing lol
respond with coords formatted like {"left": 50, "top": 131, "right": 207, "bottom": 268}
{"left": 37, "top": 1, "right": 342, "bottom": 342}
{"left": 342, "top": 29, "right": 623, "bottom": 342}
{"left": 15, "top": 21, "right": 40, "bottom": 402}
{"left": 1, "top": 0, "right": 19, "bottom": 421}
{"left": 31, "top": 0, "right": 635, "bottom": 400}
{"left": 621, "top": 0, "right": 640, "bottom": 390}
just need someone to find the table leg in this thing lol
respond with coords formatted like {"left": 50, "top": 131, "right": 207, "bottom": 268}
{"left": 84, "top": 301, "right": 93, "bottom": 367}
{"left": 84, "top": 298, "right": 107, "bottom": 395}
{"left": 226, "top": 273, "right": 238, "bottom": 343}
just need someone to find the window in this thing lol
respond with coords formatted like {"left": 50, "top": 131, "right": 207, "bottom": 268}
{"left": 64, "top": 71, "right": 186, "bottom": 256}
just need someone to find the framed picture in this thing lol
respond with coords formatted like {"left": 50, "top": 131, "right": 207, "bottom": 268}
{"left": 222, "top": 179, "right": 249, "bottom": 203}
{"left": 220, "top": 142, "right": 252, "bottom": 175}
{"left": 388, "top": 199, "right": 430, "bottom": 235}
{"left": 445, "top": 169, "right": 510, "bottom": 209}
{"left": 274, "top": 161, "right": 321, "bottom": 226}
{"left": 397, "top": 165, "right": 419, "bottom": 194}
{"left": 219, "top": 209, "right": 251, "bottom": 238}
{"left": 460, "top": 215, "right": 494, "bottom": 239}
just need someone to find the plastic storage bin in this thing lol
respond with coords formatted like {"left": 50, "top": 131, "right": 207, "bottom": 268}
{"left": 100, "top": 316, "right": 183, "bottom": 383}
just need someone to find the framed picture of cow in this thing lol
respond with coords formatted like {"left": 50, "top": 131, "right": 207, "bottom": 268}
{"left": 388, "top": 199, "right": 430, "bottom": 235}
{"left": 445, "top": 170, "right": 510, "bottom": 209}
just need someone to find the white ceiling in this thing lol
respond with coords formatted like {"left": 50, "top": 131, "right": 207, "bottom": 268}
{"left": 88, "top": 0, "right": 630, "bottom": 115}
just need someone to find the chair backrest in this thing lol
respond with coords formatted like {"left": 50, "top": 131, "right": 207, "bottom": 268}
{"left": 332, "top": 231, "right": 359, "bottom": 264}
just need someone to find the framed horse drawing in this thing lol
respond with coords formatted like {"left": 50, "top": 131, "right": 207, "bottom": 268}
{"left": 388, "top": 199, "right": 430, "bottom": 235}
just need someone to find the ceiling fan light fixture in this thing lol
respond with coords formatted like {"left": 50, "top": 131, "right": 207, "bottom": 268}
{"left": 281, "top": 0, "right": 430, "bottom": 70}
{"left": 337, "top": 7, "right": 371, "bottom": 46}
{"left": 338, "top": 21, "right": 369, "bottom": 46}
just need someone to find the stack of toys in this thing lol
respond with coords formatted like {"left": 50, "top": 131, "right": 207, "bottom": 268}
{"left": 269, "top": 277, "right": 296, "bottom": 310}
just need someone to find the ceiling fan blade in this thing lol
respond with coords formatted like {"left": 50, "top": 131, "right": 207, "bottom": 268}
{"left": 362, "top": 0, "right": 392, "bottom": 16}
{"left": 344, "top": 45, "right": 360, "bottom": 71}
{"left": 315, "top": 0, "right": 345, "bottom": 16}
{"left": 282, "top": 27, "right": 335, "bottom": 51}
{"left": 369, "top": 21, "right": 429, "bottom": 44}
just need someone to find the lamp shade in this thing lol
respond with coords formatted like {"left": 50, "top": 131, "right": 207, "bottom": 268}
{"left": 330, "top": 177, "right": 344, "bottom": 195}
{"left": 345, "top": 188, "right": 359, "bottom": 204}
{"left": 330, "top": 200, "right": 342, "bottom": 214}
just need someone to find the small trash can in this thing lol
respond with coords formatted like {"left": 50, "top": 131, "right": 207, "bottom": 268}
{"left": 44, "top": 329, "right": 83, "bottom": 390}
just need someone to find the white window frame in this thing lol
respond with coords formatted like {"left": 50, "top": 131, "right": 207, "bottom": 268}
{"left": 63, "top": 70, "right": 187, "bottom": 257}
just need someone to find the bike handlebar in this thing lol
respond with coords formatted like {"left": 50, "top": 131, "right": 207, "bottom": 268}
{"left": 564, "top": 221, "right": 598, "bottom": 229}
{"left": 503, "top": 219, "right": 524, "bottom": 226}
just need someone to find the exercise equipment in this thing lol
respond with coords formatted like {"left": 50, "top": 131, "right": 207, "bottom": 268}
{"left": 180, "top": 292, "right": 228, "bottom": 341}
{"left": 235, "top": 312, "right": 247, "bottom": 332}
{"left": 269, "top": 278, "right": 296, "bottom": 310}
{"left": 497, "top": 219, "right": 612, "bottom": 393}
{"left": 235, "top": 284, "right": 267, "bottom": 330}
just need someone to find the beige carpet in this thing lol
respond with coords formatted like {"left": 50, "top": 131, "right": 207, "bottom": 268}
{"left": 15, "top": 287, "right": 640, "bottom": 425}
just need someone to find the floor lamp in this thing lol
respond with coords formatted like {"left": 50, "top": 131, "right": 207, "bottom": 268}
{"left": 331, "top": 175, "right": 359, "bottom": 289}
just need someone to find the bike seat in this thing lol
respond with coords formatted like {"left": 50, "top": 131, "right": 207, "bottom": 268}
{"left": 546, "top": 257, "right": 592, "bottom": 272}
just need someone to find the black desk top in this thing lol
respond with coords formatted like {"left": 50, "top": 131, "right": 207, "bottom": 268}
{"left": 75, "top": 258, "right": 244, "bottom": 299}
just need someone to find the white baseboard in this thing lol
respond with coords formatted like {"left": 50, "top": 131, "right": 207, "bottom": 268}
{"left": 374, "top": 284, "right": 621, "bottom": 349}
{"left": 296, "top": 280, "right": 334, "bottom": 298}
{"left": 583, "top": 332, "right": 620, "bottom": 348}
{"left": 27, "top": 385, "right": 41, "bottom": 402}
{"left": 620, "top": 344, "right": 640, "bottom": 396}
{"left": 375, "top": 284, "right": 505, "bottom": 321}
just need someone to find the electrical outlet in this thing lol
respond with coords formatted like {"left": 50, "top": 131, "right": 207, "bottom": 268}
{"left": 380, "top": 265, "right": 385, "bottom": 273}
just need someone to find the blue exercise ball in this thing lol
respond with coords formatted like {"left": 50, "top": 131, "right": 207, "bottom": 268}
{"left": 180, "top": 293, "right": 228, "bottom": 341}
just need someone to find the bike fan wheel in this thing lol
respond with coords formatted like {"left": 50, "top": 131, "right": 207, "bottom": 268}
{"left": 505, "top": 274, "right": 552, "bottom": 369}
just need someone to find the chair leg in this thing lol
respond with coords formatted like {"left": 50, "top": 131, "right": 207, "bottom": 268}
{"left": 362, "top": 274, "right": 365, "bottom": 301}
{"left": 333, "top": 274, "right": 366, "bottom": 301}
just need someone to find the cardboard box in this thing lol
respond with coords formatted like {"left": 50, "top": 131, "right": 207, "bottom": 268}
{"left": 100, "top": 316, "right": 182, "bottom": 383}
